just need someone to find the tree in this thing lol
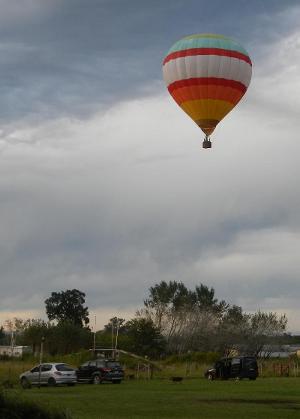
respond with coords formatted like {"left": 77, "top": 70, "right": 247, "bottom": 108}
{"left": 3, "top": 318, "right": 26, "bottom": 345}
{"left": 104, "top": 317, "right": 126, "bottom": 334}
{"left": 167, "top": 307, "right": 219, "bottom": 353}
{"left": 124, "top": 318, "right": 166, "bottom": 358}
{"left": 141, "top": 281, "right": 193, "bottom": 336}
{"left": 140, "top": 281, "right": 228, "bottom": 349}
{"left": 139, "top": 281, "right": 289, "bottom": 356}
{"left": 45, "top": 289, "right": 89, "bottom": 327}
{"left": 47, "top": 322, "right": 91, "bottom": 355}
{"left": 216, "top": 305, "right": 250, "bottom": 356}
{"left": 20, "top": 317, "right": 92, "bottom": 355}
{"left": 246, "top": 311, "right": 288, "bottom": 357}
{"left": 0, "top": 326, "right": 5, "bottom": 344}
{"left": 21, "top": 319, "right": 50, "bottom": 354}
{"left": 193, "top": 284, "right": 228, "bottom": 315}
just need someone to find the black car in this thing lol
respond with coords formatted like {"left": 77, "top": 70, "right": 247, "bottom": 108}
{"left": 76, "top": 359, "right": 124, "bottom": 384}
{"left": 205, "top": 356, "right": 258, "bottom": 380}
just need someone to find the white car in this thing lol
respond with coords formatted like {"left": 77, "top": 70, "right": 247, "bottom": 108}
{"left": 20, "top": 363, "right": 77, "bottom": 388}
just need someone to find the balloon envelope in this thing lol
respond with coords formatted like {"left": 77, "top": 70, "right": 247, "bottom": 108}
{"left": 162, "top": 34, "right": 252, "bottom": 137}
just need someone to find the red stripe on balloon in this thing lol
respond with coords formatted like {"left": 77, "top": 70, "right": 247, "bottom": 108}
{"left": 170, "top": 85, "right": 245, "bottom": 106}
{"left": 163, "top": 48, "right": 252, "bottom": 65}
{"left": 168, "top": 78, "right": 247, "bottom": 95}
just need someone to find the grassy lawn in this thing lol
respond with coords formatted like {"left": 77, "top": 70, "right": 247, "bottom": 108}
{"left": 5, "top": 377, "right": 300, "bottom": 419}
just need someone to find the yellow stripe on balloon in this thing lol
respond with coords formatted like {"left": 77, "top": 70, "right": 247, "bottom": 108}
{"left": 180, "top": 99, "right": 234, "bottom": 122}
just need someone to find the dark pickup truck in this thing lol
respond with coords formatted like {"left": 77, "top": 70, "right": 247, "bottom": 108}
{"left": 76, "top": 359, "right": 124, "bottom": 384}
{"left": 205, "top": 356, "right": 258, "bottom": 380}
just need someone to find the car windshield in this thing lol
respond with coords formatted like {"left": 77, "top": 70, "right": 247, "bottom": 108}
{"left": 56, "top": 364, "right": 74, "bottom": 371}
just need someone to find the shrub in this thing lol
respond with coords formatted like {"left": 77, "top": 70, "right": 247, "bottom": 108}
{"left": 0, "top": 390, "right": 71, "bottom": 419}
{"left": 164, "top": 351, "right": 220, "bottom": 365}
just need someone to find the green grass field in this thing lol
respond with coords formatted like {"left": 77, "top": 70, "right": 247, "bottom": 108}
{"left": 5, "top": 377, "right": 300, "bottom": 419}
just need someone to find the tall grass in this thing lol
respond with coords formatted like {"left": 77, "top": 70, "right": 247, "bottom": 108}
{"left": 0, "top": 351, "right": 92, "bottom": 386}
{"left": 1, "top": 351, "right": 300, "bottom": 387}
{"left": 0, "top": 389, "right": 72, "bottom": 418}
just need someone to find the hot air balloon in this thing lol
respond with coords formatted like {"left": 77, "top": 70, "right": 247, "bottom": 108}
{"left": 162, "top": 34, "right": 252, "bottom": 148}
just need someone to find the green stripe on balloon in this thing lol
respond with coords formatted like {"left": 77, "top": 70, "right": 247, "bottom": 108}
{"left": 167, "top": 34, "right": 249, "bottom": 57}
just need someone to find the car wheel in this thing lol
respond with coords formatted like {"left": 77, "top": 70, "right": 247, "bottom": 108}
{"left": 48, "top": 377, "right": 57, "bottom": 387}
{"left": 67, "top": 383, "right": 75, "bottom": 386}
{"left": 93, "top": 375, "right": 101, "bottom": 385}
{"left": 20, "top": 377, "right": 31, "bottom": 389}
{"left": 249, "top": 377, "right": 256, "bottom": 381}
{"left": 207, "top": 373, "right": 214, "bottom": 381}
{"left": 112, "top": 380, "right": 121, "bottom": 384}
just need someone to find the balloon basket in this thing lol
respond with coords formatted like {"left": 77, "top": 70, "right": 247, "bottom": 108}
{"left": 202, "top": 139, "right": 212, "bottom": 149}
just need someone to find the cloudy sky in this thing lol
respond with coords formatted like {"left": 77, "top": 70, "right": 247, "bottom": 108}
{"left": 1, "top": 0, "right": 300, "bottom": 332}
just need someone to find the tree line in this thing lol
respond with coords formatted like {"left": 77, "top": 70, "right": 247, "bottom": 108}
{"left": 138, "top": 281, "right": 288, "bottom": 356}
{"left": 0, "top": 282, "right": 290, "bottom": 358}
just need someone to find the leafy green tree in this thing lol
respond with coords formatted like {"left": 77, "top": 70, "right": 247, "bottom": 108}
{"left": 0, "top": 326, "right": 5, "bottom": 344}
{"left": 192, "top": 284, "right": 228, "bottom": 315}
{"left": 95, "top": 329, "right": 133, "bottom": 352}
{"left": 124, "top": 318, "right": 166, "bottom": 358}
{"left": 141, "top": 281, "right": 193, "bottom": 334}
{"left": 45, "top": 289, "right": 89, "bottom": 327}
{"left": 140, "top": 281, "right": 289, "bottom": 356}
{"left": 215, "top": 305, "right": 250, "bottom": 355}
{"left": 47, "top": 322, "right": 92, "bottom": 355}
{"left": 141, "top": 281, "right": 227, "bottom": 347}
{"left": 21, "top": 319, "right": 50, "bottom": 354}
{"left": 21, "top": 319, "right": 92, "bottom": 355}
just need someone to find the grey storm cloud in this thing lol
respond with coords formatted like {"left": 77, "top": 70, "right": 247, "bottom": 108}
{"left": 0, "top": 0, "right": 298, "bottom": 122}
{"left": 1, "top": 1, "right": 300, "bottom": 330}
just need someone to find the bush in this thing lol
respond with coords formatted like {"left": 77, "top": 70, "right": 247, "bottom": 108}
{"left": 0, "top": 356, "right": 11, "bottom": 362}
{"left": 164, "top": 351, "right": 220, "bottom": 365}
{"left": 0, "top": 390, "right": 71, "bottom": 419}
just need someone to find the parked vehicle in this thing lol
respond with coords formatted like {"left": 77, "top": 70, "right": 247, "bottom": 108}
{"left": 204, "top": 356, "right": 258, "bottom": 380}
{"left": 20, "top": 363, "right": 77, "bottom": 388}
{"left": 76, "top": 359, "right": 124, "bottom": 384}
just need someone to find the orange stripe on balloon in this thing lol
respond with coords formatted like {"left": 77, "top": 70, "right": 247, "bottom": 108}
{"left": 170, "top": 85, "right": 244, "bottom": 106}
